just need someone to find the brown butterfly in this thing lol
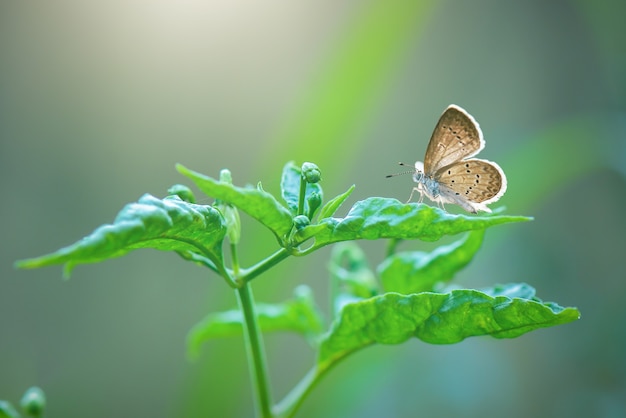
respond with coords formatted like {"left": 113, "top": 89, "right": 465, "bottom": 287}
{"left": 387, "top": 104, "right": 507, "bottom": 213}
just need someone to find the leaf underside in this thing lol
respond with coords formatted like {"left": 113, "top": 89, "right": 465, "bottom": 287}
{"left": 378, "top": 229, "right": 486, "bottom": 294}
{"left": 187, "top": 285, "right": 325, "bottom": 358}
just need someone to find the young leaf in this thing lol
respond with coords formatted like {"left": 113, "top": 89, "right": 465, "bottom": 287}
{"left": 317, "top": 284, "right": 580, "bottom": 371}
{"left": 318, "top": 184, "right": 355, "bottom": 220}
{"left": 15, "top": 194, "right": 227, "bottom": 278}
{"left": 177, "top": 164, "right": 294, "bottom": 240}
{"left": 296, "top": 197, "right": 530, "bottom": 252}
{"left": 328, "top": 243, "right": 379, "bottom": 317}
{"left": 378, "top": 229, "right": 486, "bottom": 294}
{"left": 187, "top": 285, "right": 325, "bottom": 358}
{"left": 280, "top": 162, "right": 323, "bottom": 217}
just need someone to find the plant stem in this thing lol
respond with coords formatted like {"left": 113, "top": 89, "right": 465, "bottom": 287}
{"left": 297, "top": 175, "right": 307, "bottom": 216}
{"left": 385, "top": 238, "right": 399, "bottom": 258}
{"left": 273, "top": 367, "right": 320, "bottom": 418}
{"left": 231, "top": 243, "right": 240, "bottom": 277}
{"left": 240, "top": 248, "right": 291, "bottom": 283}
{"left": 236, "top": 282, "right": 273, "bottom": 418}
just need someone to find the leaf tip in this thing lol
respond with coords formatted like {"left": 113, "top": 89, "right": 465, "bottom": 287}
{"left": 176, "top": 163, "right": 195, "bottom": 178}
{"left": 13, "top": 258, "right": 29, "bottom": 270}
{"left": 13, "top": 256, "right": 46, "bottom": 271}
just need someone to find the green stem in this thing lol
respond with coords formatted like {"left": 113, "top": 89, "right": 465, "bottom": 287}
{"left": 274, "top": 367, "right": 319, "bottom": 418}
{"left": 231, "top": 243, "right": 240, "bottom": 277}
{"left": 297, "top": 175, "right": 307, "bottom": 216}
{"left": 240, "top": 248, "right": 291, "bottom": 283}
{"left": 385, "top": 238, "right": 400, "bottom": 258}
{"left": 236, "top": 282, "right": 273, "bottom": 418}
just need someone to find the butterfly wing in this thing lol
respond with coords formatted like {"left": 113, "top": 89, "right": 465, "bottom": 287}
{"left": 423, "top": 105, "right": 485, "bottom": 174}
{"left": 434, "top": 159, "right": 507, "bottom": 212}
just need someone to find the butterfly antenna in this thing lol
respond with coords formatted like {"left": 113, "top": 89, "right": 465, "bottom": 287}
{"left": 386, "top": 163, "right": 415, "bottom": 178}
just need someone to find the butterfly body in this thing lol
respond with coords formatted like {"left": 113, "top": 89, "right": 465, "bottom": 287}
{"left": 394, "top": 105, "right": 507, "bottom": 214}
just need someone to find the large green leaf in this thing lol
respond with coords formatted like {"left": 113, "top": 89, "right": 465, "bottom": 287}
{"left": 317, "top": 284, "right": 580, "bottom": 371}
{"left": 378, "top": 229, "right": 486, "bottom": 294}
{"left": 177, "top": 164, "right": 294, "bottom": 240}
{"left": 295, "top": 197, "right": 531, "bottom": 252}
{"left": 187, "top": 285, "right": 325, "bottom": 358}
{"left": 15, "top": 194, "right": 227, "bottom": 278}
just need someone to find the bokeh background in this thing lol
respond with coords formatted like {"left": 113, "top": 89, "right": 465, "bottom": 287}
{"left": 2, "top": 1, "right": 625, "bottom": 417}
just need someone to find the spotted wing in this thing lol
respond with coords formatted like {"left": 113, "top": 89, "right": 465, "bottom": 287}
{"left": 434, "top": 159, "right": 507, "bottom": 205}
{"left": 423, "top": 105, "right": 485, "bottom": 174}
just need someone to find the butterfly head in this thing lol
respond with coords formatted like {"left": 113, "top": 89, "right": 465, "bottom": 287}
{"left": 412, "top": 161, "right": 425, "bottom": 183}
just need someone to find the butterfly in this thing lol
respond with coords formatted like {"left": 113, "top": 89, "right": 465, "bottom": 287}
{"left": 387, "top": 104, "right": 507, "bottom": 213}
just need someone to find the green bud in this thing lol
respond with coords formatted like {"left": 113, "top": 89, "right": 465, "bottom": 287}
{"left": 224, "top": 206, "right": 241, "bottom": 245}
{"left": 167, "top": 184, "right": 196, "bottom": 203}
{"left": 212, "top": 169, "right": 240, "bottom": 244}
{"left": 216, "top": 204, "right": 241, "bottom": 245}
{"left": 293, "top": 215, "right": 310, "bottom": 231}
{"left": 219, "top": 169, "right": 233, "bottom": 184}
{"left": 19, "top": 386, "right": 46, "bottom": 417}
{"left": 293, "top": 284, "right": 314, "bottom": 300}
{"left": 306, "top": 191, "right": 322, "bottom": 220}
{"left": 301, "top": 162, "right": 321, "bottom": 184}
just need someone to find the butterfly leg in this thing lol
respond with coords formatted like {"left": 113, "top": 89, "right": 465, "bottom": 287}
{"left": 434, "top": 195, "right": 447, "bottom": 212}
{"left": 406, "top": 187, "right": 422, "bottom": 204}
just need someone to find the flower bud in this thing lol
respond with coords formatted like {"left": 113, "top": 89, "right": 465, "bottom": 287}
{"left": 213, "top": 169, "right": 240, "bottom": 244}
{"left": 221, "top": 204, "right": 241, "bottom": 244}
{"left": 306, "top": 191, "right": 322, "bottom": 220}
{"left": 219, "top": 169, "right": 233, "bottom": 184}
{"left": 20, "top": 386, "right": 46, "bottom": 417}
{"left": 301, "top": 162, "right": 321, "bottom": 184}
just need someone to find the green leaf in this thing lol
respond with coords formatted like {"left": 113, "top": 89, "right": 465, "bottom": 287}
{"left": 482, "top": 282, "right": 538, "bottom": 299}
{"left": 15, "top": 194, "right": 227, "bottom": 278}
{"left": 187, "top": 285, "right": 325, "bottom": 358}
{"left": 177, "top": 164, "right": 294, "bottom": 240}
{"left": 167, "top": 184, "right": 196, "bottom": 203}
{"left": 296, "top": 197, "right": 531, "bottom": 252}
{"left": 328, "top": 243, "right": 379, "bottom": 317}
{"left": 318, "top": 184, "right": 355, "bottom": 220}
{"left": 0, "top": 401, "right": 20, "bottom": 418}
{"left": 317, "top": 284, "right": 580, "bottom": 371}
{"left": 378, "top": 229, "right": 486, "bottom": 294}
{"left": 280, "top": 162, "right": 323, "bottom": 217}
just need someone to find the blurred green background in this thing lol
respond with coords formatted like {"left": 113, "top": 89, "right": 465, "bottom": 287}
{"left": 2, "top": 1, "right": 625, "bottom": 417}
